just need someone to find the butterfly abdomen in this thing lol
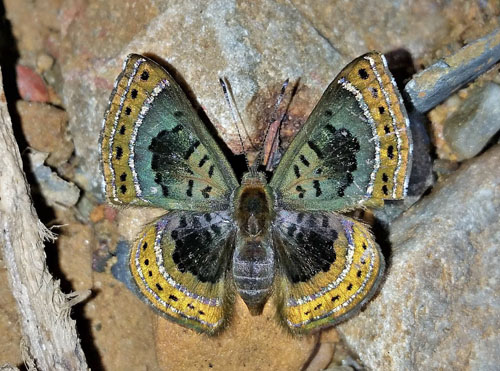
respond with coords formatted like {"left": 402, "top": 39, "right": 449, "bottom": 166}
{"left": 232, "top": 238, "right": 275, "bottom": 315}
{"left": 232, "top": 172, "right": 276, "bottom": 314}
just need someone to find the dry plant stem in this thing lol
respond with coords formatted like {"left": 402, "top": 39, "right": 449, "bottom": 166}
{"left": 0, "top": 68, "right": 89, "bottom": 370}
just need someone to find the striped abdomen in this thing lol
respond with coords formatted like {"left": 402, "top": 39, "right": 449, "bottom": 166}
{"left": 232, "top": 238, "right": 275, "bottom": 315}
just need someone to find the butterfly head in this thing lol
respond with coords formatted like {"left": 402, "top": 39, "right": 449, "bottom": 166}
{"left": 240, "top": 171, "right": 268, "bottom": 186}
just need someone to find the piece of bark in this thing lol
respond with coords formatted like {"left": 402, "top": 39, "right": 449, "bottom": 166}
{"left": 0, "top": 67, "right": 89, "bottom": 370}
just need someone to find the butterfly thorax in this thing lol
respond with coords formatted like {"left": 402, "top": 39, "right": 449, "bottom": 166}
{"left": 231, "top": 172, "right": 276, "bottom": 314}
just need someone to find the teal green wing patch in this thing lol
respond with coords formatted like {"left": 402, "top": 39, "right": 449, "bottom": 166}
{"left": 101, "top": 54, "right": 238, "bottom": 211}
{"left": 270, "top": 52, "right": 412, "bottom": 212}
{"left": 130, "top": 211, "right": 235, "bottom": 335}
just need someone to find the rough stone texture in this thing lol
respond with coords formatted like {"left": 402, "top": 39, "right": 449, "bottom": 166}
{"left": 17, "top": 101, "right": 73, "bottom": 167}
{"left": 443, "top": 82, "right": 500, "bottom": 161}
{"left": 28, "top": 151, "right": 80, "bottom": 209}
{"left": 15, "top": 65, "right": 50, "bottom": 103}
{"left": 338, "top": 145, "right": 500, "bottom": 370}
{"left": 405, "top": 28, "right": 500, "bottom": 113}
{"left": 55, "top": 210, "right": 162, "bottom": 371}
{"left": 155, "top": 297, "right": 326, "bottom": 371}
{"left": 56, "top": 0, "right": 499, "bottom": 197}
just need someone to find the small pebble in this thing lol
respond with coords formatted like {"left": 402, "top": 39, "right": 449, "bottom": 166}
{"left": 37, "top": 53, "right": 54, "bottom": 73}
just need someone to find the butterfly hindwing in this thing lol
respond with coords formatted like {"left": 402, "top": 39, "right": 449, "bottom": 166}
{"left": 130, "top": 211, "right": 235, "bottom": 334}
{"left": 270, "top": 52, "right": 412, "bottom": 212}
{"left": 101, "top": 54, "right": 238, "bottom": 210}
{"left": 273, "top": 210, "right": 384, "bottom": 334}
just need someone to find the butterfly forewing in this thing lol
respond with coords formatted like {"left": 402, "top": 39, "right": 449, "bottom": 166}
{"left": 130, "top": 211, "right": 235, "bottom": 334}
{"left": 100, "top": 54, "right": 238, "bottom": 211}
{"left": 270, "top": 52, "right": 412, "bottom": 212}
{"left": 273, "top": 210, "right": 384, "bottom": 333}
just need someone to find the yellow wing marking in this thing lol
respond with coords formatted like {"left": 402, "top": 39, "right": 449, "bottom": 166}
{"left": 130, "top": 222, "right": 226, "bottom": 333}
{"left": 101, "top": 55, "right": 169, "bottom": 204}
{"left": 282, "top": 219, "right": 383, "bottom": 333}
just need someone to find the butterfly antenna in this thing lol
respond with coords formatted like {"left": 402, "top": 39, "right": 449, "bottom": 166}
{"left": 252, "top": 78, "right": 289, "bottom": 172}
{"left": 219, "top": 78, "right": 251, "bottom": 173}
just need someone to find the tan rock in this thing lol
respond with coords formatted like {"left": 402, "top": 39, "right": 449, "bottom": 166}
{"left": 155, "top": 297, "right": 319, "bottom": 370}
{"left": 17, "top": 101, "right": 73, "bottom": 167}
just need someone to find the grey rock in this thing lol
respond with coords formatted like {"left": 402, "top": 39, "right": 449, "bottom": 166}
{"left": 28, "top": 151, "right": 80, "bottom": 209}
{"left": 59, "top": 0, "right": 459, "bottom": 198}
{"left": 60, "top": 0, "right": 344, "bottom": 197}
{"left": 443, "top": 82, "right": 500, "bottom": 161}
{"left": 339, "top": 145, "right": 500, "bottom": 370}
{"left": 405, "top": 27, "right": 500, "bottom": 113}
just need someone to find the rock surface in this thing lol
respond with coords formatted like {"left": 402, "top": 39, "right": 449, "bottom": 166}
{"left": 17, "top": 101, "right": 73, "bottom": 167}
{"left": 56, "top": 0, "right": 495, "bottom": 197}
{"left": 155, "top": 297, "right": 329, "bottom": 371}
{"left": 28, "top": 151, "right": 80, "bottom": 209}
{"left": 405, "top": 28, "right": 500, "bottom": 113}
{"left": 339, "top": 145, "right": 500, "bottom": 370}
{"left": 443, "top": 82, "right": 500, "bottom": 161}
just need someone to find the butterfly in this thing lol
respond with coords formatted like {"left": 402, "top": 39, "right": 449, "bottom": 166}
{"left": 100, "top": 52, "right": 412, "bottom": 335}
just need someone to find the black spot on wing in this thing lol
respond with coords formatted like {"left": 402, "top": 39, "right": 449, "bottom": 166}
{"left": 307, "top": 141, "right": 323, "bottom": 159}
{"left": 169, "top": 214, "right": 231, "bottom": 283}
{"left": 296, "top": 185, "right": 305, "bottom": 198}
{"left": 358, "top": 68, "right": 369, "bottom": 79}
{"left": 184, "top": 141, "right": 201, "bottom": 160}
{"left": 115, "top": 146, "right": 123, "bottom": 160}
{"left": 299, "top": 154, "right": 310, "bottom": 167}
{"left": 294, "top": 164, "right": 300, "bottom": 178}
{"left": 311, "top": 126, "right": 360, "bottom": 198}
{"left": 187, "top": 179, "right": 194, "bottom": 197}
{"left": 148, "top": 129, "right": 202, "bottom": 195}
{"left": 387, "top": 145, "right": 394, "bottom": 159}
{"left": 199, "top": 155, "right": 209, "bottom": 168}
{"left": 278, "top": 218, "right": 338, "bottom": 283}
{"left": 313, "top": 180, "right": 322, "bottom": 197}
{"left": 201, "top": 186, "right": 212, "bottom": 199}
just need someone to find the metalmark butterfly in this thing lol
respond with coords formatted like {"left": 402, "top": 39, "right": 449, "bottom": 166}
{"left": 100, "top": 52, "right": 412, "bottom": 335}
